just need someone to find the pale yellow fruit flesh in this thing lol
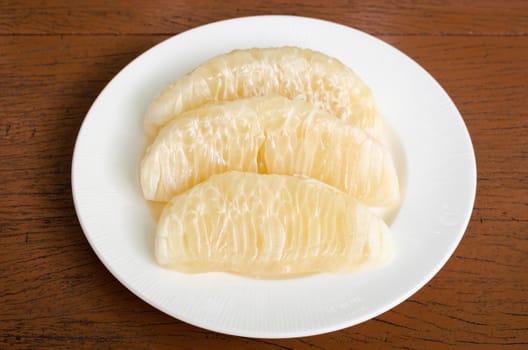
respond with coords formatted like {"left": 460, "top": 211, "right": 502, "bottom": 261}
{"left": 156, "top": 171, "right": 393, "bottom": 277}
{"left": 145, "top": 47, "right": 381, "bottom": 139}
{"left": 140, "top": 96, "right": 399, "bottom": 207}
{"left": 140, "top": 100, "right": 264, "bottom": 201}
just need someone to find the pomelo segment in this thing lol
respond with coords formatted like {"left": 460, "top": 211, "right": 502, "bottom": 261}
{"left": 140, "top": 100, "right": 264, "bottom": 201}
{"left": 156, "top": 171, "right": 393, "bottom": 277}
{"left": 140, "top": 96, "right": 399, "bottom": 207}
{"left": 145, "top": 47, "right": 381, "bottom": 139}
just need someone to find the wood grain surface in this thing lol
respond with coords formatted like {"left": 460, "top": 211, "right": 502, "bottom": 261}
{"left": 1, "top": 1, "right": 527, "bottom": 349}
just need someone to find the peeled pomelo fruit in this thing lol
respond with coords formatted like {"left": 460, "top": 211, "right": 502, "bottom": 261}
{"left": 145, "top": 47, "right": 381, "bottom": 139}
{"left": 259, "top": 97, "right": 399, "bottom": 208}
{"left": 156, "top": 171, "right": 393, "bottom": 277}
{"left": 140, "top": 96, "right": 399, "bottom": 207}
{"left": 140, "top": 99, "right": 264, "bottom": 202}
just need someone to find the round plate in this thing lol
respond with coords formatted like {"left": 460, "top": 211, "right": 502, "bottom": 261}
{"left": 72, "top": 16, "right": 476, "bottom": 338}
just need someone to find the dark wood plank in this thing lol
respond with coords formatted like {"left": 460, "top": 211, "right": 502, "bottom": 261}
{"left": 1, "top": 0, "right": 527, "bottom": 36}
{"left": 1, "top": 33, "right": 527, "bottom": 348}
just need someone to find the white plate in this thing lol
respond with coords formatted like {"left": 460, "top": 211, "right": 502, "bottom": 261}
{"left": 72, "top": 16, "right": 476, "bottom": 338}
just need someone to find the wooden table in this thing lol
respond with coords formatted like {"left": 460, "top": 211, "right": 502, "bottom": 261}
{"left": 1, "top": 1, "right": 527, "bottom": 349}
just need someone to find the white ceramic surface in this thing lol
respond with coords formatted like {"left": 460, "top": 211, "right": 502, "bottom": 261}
{"left": 71, "top": 16, "right": 477, "bottom": 338}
